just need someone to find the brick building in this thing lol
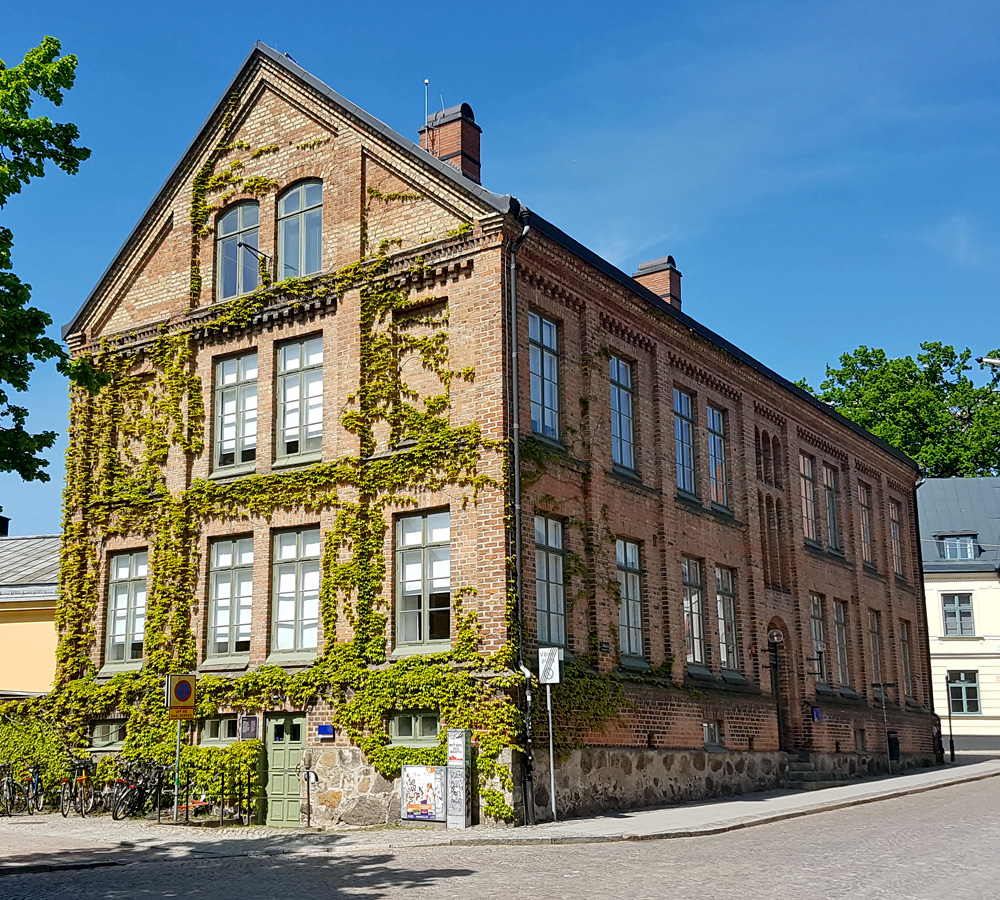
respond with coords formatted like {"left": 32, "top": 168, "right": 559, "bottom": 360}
{"left": 61, "top": 43, "right": 937, "bottom": 826}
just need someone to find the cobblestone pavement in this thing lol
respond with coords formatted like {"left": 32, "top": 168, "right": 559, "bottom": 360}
{"left": 2, "top": 777, "right": 998, "bottom": 900}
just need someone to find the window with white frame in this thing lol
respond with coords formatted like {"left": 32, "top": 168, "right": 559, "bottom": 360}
{"left": 833, "top": 600, "right": 851, "bottom": 688}
{"left": 396, "top": 511, "right": 451, "bottom": 647}
{"left": 201, "top": 717, "right": 239, "bottom": 743}
{"left": 858, "top": 482, "right": 874, "bottom": 565}
{"left": 799, "top": 453, "right": 818, "bottom": 542}
{"left": 890, "top": 499, "right": 904, "bottom": 576}
{"left": 209, "top": 537, "right": 253, "bottom": 656}
{"left": 389, "top": 711, "right": 440, "bottom": 746}
{"left": 277, "top": 337, "right": 323, "bottom": 459}
{"left": 682, "top": 557, "right": 705, "bottom": 665}
{"left": 216, "top": 202, "right": 260, "bottom": 300}
{"left": 272, "top": 529, "right": 321, "bottom": 653}
{"left": 869, "top": 610, "right": 884, "bottom": 683}
{"left": 707, "top": 406, "right": 728, "bottom": 507}
{"left": 107, "top": 551, "right": 148, "bottom": 664}
{"left": 900, "top": 619, "right": 914, "bottom": 698}
{"left": 943, "top": 535, "right": 976, "bottom": 560}
{"left": 942, "top": 593, "right": 975, "bottom": 636}
{"left": 535, "top": 516, "right": 565, "bottom": 648}
{"left": 528, "top": 311, "right": 559, "bottom": 440}
{"left": 609, "top": 355, "right": 635, "bottom": 471}
{"left": 810, "top": 594, "right": 829, "bottom": 684}
{"left": 716, "top": 566, "right": 738, "bottom": 672}
{"left": 823, "top": 464, "right": 841, "bottom": 551}
{"left": 617, "top": 539, "right": 642, "bottom": 659}
{"left": 215, "top": 352, "right": 258, "bottom": 470}
{"left": 91, "top": 720, "right": 126, "bottom": 749}
{"left": 948, "top": 670, "right": 980, "bottom": 714}
{"left": 674, "top": 388, "right": 696, "bottom": 495}
{"left": 278, "top": 180, "right": 323, "bottom": 279}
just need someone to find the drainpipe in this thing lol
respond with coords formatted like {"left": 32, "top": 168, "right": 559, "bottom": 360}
{"left": 509, "top": 210, "right": 534, "bottom": 825}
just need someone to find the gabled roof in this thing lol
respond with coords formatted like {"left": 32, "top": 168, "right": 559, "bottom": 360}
{"left": 62, "top": 42, "right": 516, "bottom": 340}
{"left": 917, "top": 477, "right": 1000, "bottom": 573}
{"left": 0, "top": 535, "right": 60, "bottom": 586}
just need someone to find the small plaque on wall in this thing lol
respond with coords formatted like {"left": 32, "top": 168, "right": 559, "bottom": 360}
{"left": 240, "top": 715, "right": 259, "bottom": 740}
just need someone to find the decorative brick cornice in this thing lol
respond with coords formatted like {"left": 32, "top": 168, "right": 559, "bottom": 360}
{"left": 796, "top": 425, "right": 848, "bottom": 463}
{"left": 754, "top": 401, "right": 786, "bottom": 428}
{"left": 521, "top": 268, "right": 586, "bottom": 312}
{"left": 887, "top": 476, "right": 912, "bottom": 495}
{"left": 854, "top": 457, "right": 882, "bottom": 480}
{"left": 597, "top": 311, "right": 655, "bottom": 352}
{"left": 667, "top": 352, "right": 741, "bottom": 400}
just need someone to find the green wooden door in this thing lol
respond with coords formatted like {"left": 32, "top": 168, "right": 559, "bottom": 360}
{"left": 265, "top": 713, "right": 305, "bottom": 827}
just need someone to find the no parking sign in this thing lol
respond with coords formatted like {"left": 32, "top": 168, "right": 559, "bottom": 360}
{"left": 165, "top": 674, "right": 197, "bottom": 720}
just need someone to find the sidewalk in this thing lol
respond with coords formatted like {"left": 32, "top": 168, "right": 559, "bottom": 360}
{"left": 2, "top": 755, "right": 998, "bottom": 874}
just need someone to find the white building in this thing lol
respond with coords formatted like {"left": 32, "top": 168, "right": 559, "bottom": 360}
{"left": 918, "top": 477, "right": 1000, "bottom": 750}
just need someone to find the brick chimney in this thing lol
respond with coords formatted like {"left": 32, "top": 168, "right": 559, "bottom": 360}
{"left": 419, "top": 103, "right": 482, "bottom": 184}
{"left": 633, "top": 256, "right": 682, "bottom": 310}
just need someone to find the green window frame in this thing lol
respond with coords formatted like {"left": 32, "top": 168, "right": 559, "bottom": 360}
{"left": 278, "top": 180, "right": 323, "bottom": 279}
{"left": 389, "top": 711, "right": 440, "bottom": 746}
{"left": 209, "top": 537, "right": 254, "bottom": 656}
{"left": 277, "top": 336, "right": 324, "bottom": 460}
{"left": 201, "top": 717, "right": 239, "bottom": 744}
{"left": 799, "top": 453, "right": 818, "bottom": 543}
{"left": 91, "top": 720, "right": 126, "bottom": 750}
{"left": 609, "top": 356, "right": 635, "bottom": 471}
{"left": 107, "top": 550, "right": 148, "bottom": 664}
{"left": 948, "top": 670, "right": 980, "bottom": 715}
{"left": 674, "top": 388, "right": 695, "bottom": 495}
{"left": 707, "top": 405, "right": 728, "bottom": 507}
{"left": 834, "top": 600, "right": 851, "bottom": 688}
{"left": 216, "top": 202, "right": 259, "bottom": 300}
{"left": 810, "top": 594, "right": 829, "bottom": 684}
{"left": 214, "top": 351, "right": 258, "bottom": 471}
{"left": 859, "top": 482, "right": 874, "bottom": 565}
{"left": 535, "top": 515, "right": 565, "bottom": 648}
{"left": 823, "top": 464, "right": 841, "bottom": 551}
{"left": 942, "top": 593, "right": 975, "bottom": 636}
{"left": 271, "top": 529, "right": 321, "bottom": 653}
{"left": 529, "top": 311, "right": 560, "bottom": 440}
{"left": 617, "top": 539, "right": 642, "bottom": 659}
{"left": 889, "top": 499, "right": 904, "bottom": 575}
{"left": 396, "top": 511, "right": 451, "bottom": 648}
{"left": 716, "top": 566, "right": 738, "bottom": 672}
{"left": 682, "top": 557, "right": 704, "bottom": 664}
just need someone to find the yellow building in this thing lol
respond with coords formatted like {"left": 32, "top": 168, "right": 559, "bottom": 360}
{"left": 0, "top": 532, "right": 60, "bottom": 696}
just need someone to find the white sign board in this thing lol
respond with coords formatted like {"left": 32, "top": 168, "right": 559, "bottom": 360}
{"left": 401, "top": 765, "right": 447, "bottom": 822}
{"left": 539, "top": 647, "right": 561, "bottom": 684}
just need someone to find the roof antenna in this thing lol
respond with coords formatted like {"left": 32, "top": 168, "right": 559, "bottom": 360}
{"left": 440, "top": 94, "right": 446, "bottom": 112}
{"left": 424, "top": 79, "right": 429, "bottom": 128}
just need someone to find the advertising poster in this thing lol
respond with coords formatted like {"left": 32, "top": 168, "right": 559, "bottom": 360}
{"left": 401, "top": 765, "right": 447, "bottom": 822}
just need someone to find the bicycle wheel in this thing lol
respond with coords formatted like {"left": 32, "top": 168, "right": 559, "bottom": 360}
{"left": 60, "top": 781, "right": 71, "bottom": 817}
{"left": 78, "top": 781, "right": 91, "bottom": 818}
{"left": 22, "top": 783, "right": 34, "bottom": 816}
{"left": 10, "top": 783, "right": 28, "bottom": 815}
{"left": 34, "top": 782, "right": 45, "bottom": 812}
{"left": 112, "top": 786, "right": 134, "bottom": 821}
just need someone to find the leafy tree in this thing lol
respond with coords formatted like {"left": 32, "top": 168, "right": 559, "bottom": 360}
{"left": 0, "top": 36, "right": 105, "bottom": 486}
{"left": 799, "top": 342, "right": 1000, "bottom": 477}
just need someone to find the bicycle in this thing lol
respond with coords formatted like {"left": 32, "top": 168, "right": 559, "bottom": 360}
{"left": 60, "top": 756, "right": 95, "bottom": 818}
{"left": 22, "top": 763, "right": 44, "bottom": 813}
{"left": 112, "top": 759, "right": 167, "bottom": 820}
{"left": 0, "top": 763, "right": 30, "bottom": 816}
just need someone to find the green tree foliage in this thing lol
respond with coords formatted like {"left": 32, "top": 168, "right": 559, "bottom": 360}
{"left": 0, "top": 36, "right": 105, "bottom": 485}
{"left": 800, "top": 342, "right": 1000, "bottom": 477}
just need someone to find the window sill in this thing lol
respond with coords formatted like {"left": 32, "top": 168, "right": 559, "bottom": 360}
{"left": 619, "top": 656, "right": 650, "bottom": 672}
{"left": 90, "top": 744, "right": 126, "bottom": 754}
{"left": 862, "top": 563, "right": 882, "bottom": 577}
{"left": 273, "top": 452, "right": 323, "bottom": 470}
{"left": 685, "top": 663, "right": 715, "bottom": 682}
{"left": 721, "top": 669, "right": 748, "bottom": 685}
{"left": 815, "top": 682, "right": 837, "bottom": 697}
{"left": 838, "top": 687, "right": 860, "bottom": 700}
{"left": 674, "top": 489, "right": 701, "bottom": 507}
{"left": 391, "top": 641, "right": 452, "bottom": 659}
{"left": 528, "top": 433, "right": 566, "bottom": 454}
{"left": 710, "top": 502, "right": 734, "bottom": 518}
{"left": 939, "top": 635, "right": 982, "bottom": 641}
{"left": 703, "top": 744, "right": 728, "bottom": 754}
{"left": 200, "top": 657, "right": 251, "bottom": 673}
{"left": 804, "top": 538, "right": 823, "bottom": 551}
{"left": 98, "top": 661, "right": 142, "bottom": 677}
{"left": 264, "top": 652, "right": 317, "bottom": 668}
{"left": 607, "top": 467, "right": 659, "bottom": 495}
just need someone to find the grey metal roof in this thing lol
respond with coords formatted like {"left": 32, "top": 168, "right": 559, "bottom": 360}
{"left": 0, "top": 534, "right": 60, "bottom": 586}
{"left": 917, "top": 477, "right": 1000, "bottom": 573}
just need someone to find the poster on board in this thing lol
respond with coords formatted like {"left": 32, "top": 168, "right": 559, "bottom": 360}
{"left": 401, "top": 765, "right": 447, "bottom": 822}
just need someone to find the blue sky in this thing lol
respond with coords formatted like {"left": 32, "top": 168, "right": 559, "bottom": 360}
{"left": 3, "top": 0, "right": 999, "bottom": 534}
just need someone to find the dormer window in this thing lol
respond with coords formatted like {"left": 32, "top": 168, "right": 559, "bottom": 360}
{"left": 943, "top": 535, "right": 976, "bottom": 560}
{"left": 278, "top": 180, "right": 322, "bottom": 279}
{"left": 217, "top": 202, "right": 260, "bottom": 300}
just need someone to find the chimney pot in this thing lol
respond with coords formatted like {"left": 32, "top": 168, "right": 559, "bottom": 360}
{"left": 633, "top": 256, "right": 682, "bottom": 310}
{"left": 419, "top": 103, "right": 482, "bottom": 184}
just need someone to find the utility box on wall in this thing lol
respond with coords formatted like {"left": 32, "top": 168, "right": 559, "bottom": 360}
{"left": 447, "top": 728, "right": 472, "bottom": 829}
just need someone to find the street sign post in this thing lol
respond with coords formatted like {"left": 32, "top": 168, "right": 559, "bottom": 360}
{"left": 165, "top": 675, "right": 197, "bottom": 823}
{"left": 538, "top": 647, "right": 561, "bottom": 822}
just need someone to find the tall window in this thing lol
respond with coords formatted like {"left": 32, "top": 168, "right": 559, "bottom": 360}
{"left": 277, "top": 337, "right": 323, "bottom": 459}
{"left": 823, "top": 465, "right": 840, "bottom": 551}
{"left": 943, "top": 535, "right": 975, "bottom": 560}
{"left": 716, "top": 566, "right": 738, "bottom": 672}
{"left": 609, "top": 356, "right": 635, "bottom": 471}
{"left": 528, "top": 312, "right": 559, "bottom": 440}
{"left": 948, "top": 671, "right": 980, "bottom": 714}
{"left": 810, "top": 594, "right": 829, "bottom": 684}
{"left": 868, "top": 610, "right": 884, "bottom": 683}
{"left": 674, "top": 388, "right": 695, "bottom": 495}
{"left": 216, "top": 202, "right": 259, "bottom": 300}
{"left": 617, "top": 539, "right": 642, "bottom": 659}
{"left": 900, "top": 619, "right": 914, "bottom": 698}
{"left": 397, "top": 511, "right": 451, "bottom": 647}
{"left": 215, "top": 352, "right": 258, "bottom": 470}
{"left": 278, "top": 180, "right": 322, "bottom": 279}
{"left": 889, "top": 500, "right": 904, "bottom": 576}
{"left": 799, "top": 453, "right": 818, "bottom": 542}
{"left": 535, "top": 516, "right": 565, "bottom": 648}
{"left": 858, "top": 482, "right": 874, "bottom": 565}
{"left": 682, "top": 557, "right": 704, "bottom": 664}
{"left": 833, "top": 600, "right": 851, "bottom": 688}
{"left": 942, "top": 593, "right": 975, "bottom": 636}
{"left": 707, "top": 406, "right": 728, "bottom": 507}
{"left": 107, "top": 551, "right": 147, "bottom": 663}
{"left": 272, "top": 529, "right": 321, "bottom": 653}
{"left": 209, "top": 538, "right": 253, "bottom": 656}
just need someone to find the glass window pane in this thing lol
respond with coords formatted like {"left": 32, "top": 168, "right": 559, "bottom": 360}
{"left": 277, "top": 533, "right": 298, "bottom": 560}
{"left": 427, "top": 512, "right": 450, "bottom": 543}
{"left": 281, "top": 189, "right": 301, "bottom": 216}
{"left": 281, "top": 218, "right": 300, "bottom": 279}
{"left": 401, "top": 516, "right": 423, "bottom": 547}
{"left": 242, "top": 203, "right": 259, "bottom": 227}
{"left": 305, "top": 209, "right": 322, "bottom": 275}
{"left": 305, "top": 181, "right": 323, "bottom": 207}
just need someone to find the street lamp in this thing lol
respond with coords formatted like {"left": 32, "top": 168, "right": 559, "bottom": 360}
{"left": 976, "top": 357, "right": 1000, "bottom": 367}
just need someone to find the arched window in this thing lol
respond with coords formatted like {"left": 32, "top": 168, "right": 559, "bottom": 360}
{"left": 278, "top": 180, "right": 322, "bottom": 279}
{"left": 216, "top": 202, "right": 260, "bottom": 300}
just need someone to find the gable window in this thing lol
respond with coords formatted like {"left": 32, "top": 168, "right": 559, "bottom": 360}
{"left": 216, "top": 202, "right": 259, "bottom": 300}
{"left": 529, "top": 312, "right": 559, "bottom": 440}
{"left": 390, "top": 711, "right": 440, "bottom": 746}
{"left": 948, "top": 670, "right": 980, "bottom": 715}
{"left": 609, "top": 356, "right": 635, "bottom": 471}
{"left": 617, "top": 539, "right": 642, "bottom": 659}
{"left": 799, "top": 453, "right": 818, "bottom": 542}
{"left": 107, "top": 551, "right": 148, "bottom": 664}
{"left": 209, "top": 537, "right": 253, "bottom": 656}
{"left": 278, "top": 180, "right": 323, "bottom": 279}
{"left": 810, "top": 594, "right": 829, "bottom": 684}
{"left": 833, "top": 600, "right": 851, "bottom": 688}
{"left": 716, "top": 566, "right": 738, "bottom": 672}
{"left": 215, "top": 352, "right": 258, "bottom": 470}
{"left": 889, "top": 500, "right": 904, "bottom": 576}
{"left": 858, "top": 482, "right": 874, "bottom": 565}
{"left": 707, "top": 406, "right": 728, "bottom": 507}
{"left": 397, "top": 511, "right": 451, "bottom": 648}
{"left": 823, "top": 464, "right": 841, "bottom": 551}
{"left": 900, "top": 619, "right": 914, "bottom": 699}
{"left": 272, "top": 529, "right": 321, "bottom": 653}
{"left": 674, "top": 388, "right": 696, "bottom": 495}
{"left": 942, "top": 593, "right": 975, "bottom": 636}
{"left": 277, "top": 337, "right": 323, "bottom": 460}
{"left": 943, "top": 535, "right": 975, "bottom": 560}
{"left": 535, "top": 515, "right": 565, "bottom": 648}
{"left": 682, "top": 557, "right": 705, "bottom": 665}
